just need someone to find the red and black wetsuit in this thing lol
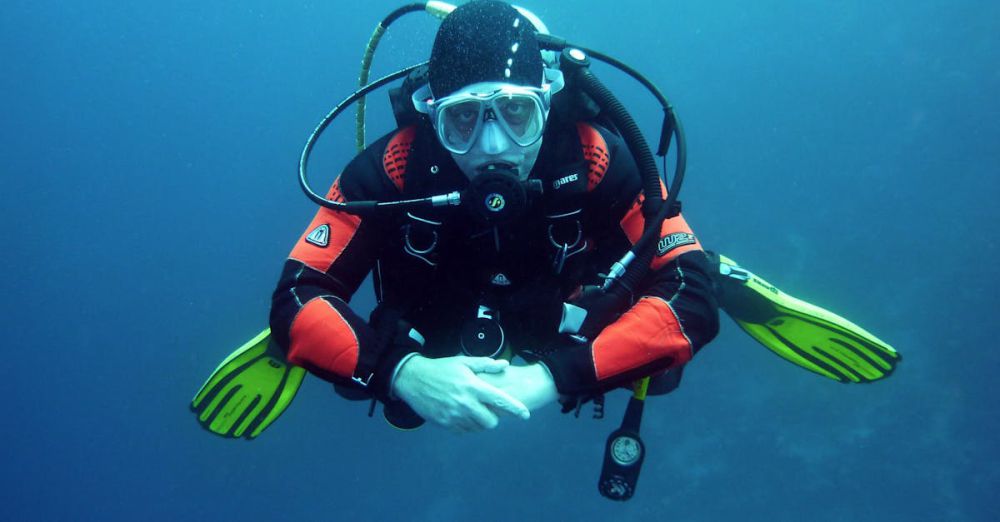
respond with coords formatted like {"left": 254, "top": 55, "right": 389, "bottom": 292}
{"left": 270, "top": 120, "right": 719, "bottom": 403}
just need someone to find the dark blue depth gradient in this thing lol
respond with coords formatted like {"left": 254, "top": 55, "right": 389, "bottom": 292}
{"left": 2, "top": 0, "right": 997, "bottom": 520}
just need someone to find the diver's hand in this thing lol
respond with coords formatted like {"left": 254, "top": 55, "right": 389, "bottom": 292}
{"left": 391, "top": 355, "right": 531, "bottom": 432}
{"left": 477, "top": 363, "right": 559, "bottom": 412}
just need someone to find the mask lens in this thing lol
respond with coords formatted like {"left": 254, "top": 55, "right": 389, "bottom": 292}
{"left": 495, "top": 95, "right": 544, "bottom": 145}
{"left": 439, "top": 100, "right": 483, "bottom": 153}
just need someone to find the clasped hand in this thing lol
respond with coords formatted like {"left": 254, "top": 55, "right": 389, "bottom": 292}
{"left": 391, "top": 355, "right": 558, "bottom": 432}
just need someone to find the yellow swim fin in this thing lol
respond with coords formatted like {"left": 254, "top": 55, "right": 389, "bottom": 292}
{"left": 712, "top": 254, "right": 900, "bottom": 383}
{"left": 190, "top": 329, "right": 306, "bottom": 439}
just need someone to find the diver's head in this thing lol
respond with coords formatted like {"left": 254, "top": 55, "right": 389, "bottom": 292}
{"left": 416, "top": 0, "right": 563, "bottom": 180}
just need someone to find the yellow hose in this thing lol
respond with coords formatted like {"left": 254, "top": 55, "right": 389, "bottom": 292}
{"left": 356, "top": 24, "right": 388, "bottom": 152}
{"left": 354, "top": 3, "right": 455, "bottom": 152}
{"left": 632, "top": 377, "right": 650, "bottom": 401}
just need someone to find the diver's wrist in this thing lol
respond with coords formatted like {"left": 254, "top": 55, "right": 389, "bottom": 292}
{"left": 389, "top": 352, "right": 424, "bottom": 400}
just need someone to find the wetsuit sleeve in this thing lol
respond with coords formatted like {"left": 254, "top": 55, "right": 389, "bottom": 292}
{"left": 269, "top": 130, "right": 413, "bottom": 399}
{"left": 539, "top": 124, "right": 720, "bottom": 396}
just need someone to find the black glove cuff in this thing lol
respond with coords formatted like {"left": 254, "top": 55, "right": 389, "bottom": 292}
{"left": 525, "top": 337, "right": 600, "bottom": 397}
{"left": 369, "top": 323, "right": 422, "bottom": 402}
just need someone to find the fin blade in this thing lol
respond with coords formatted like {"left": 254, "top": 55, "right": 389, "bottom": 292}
{"left": 736, "top": 320, "right": 849, "bottom": 382}
{"left": 249, "top": 366, "right": 307, "bottom": 438}
{"left": 768, "top": 316, "right": 876, "bottom": 381}
{"left": 191, "top": 329, "right": 272, "bottom": 408}
{"left": 203, "top": 384, "right": 244, "bottom": 433}
{"left": 771, "top": 294, "right": 898, "bottom": 359}
{"left": 716, "top": 254, "right": 900, "bottom": 383}
{"left": 191, "top": 328, "right": 306, "bottom": 439}
{"left": 772, "top": 302, "right": 900, "bottom": 381}
{"left": 231, "top": 353, "right": 297, "bottom": 438}
{"left": 208, "top": 393, "right": 245, "bottom": 434}
{"left": 230, "top": 395, "right": 266, "bottom": 438}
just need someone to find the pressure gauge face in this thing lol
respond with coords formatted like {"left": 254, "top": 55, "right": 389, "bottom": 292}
{"left": 610, "top": 435, "right": 642, "bottom": 466}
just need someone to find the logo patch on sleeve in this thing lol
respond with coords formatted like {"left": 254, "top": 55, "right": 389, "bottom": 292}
{"left": 490, "top": 273, "right": 512, "bottom": 286}
{"left": 305, "top": 224, "right": 330, "bottom": 247}
{"left": 656, "top": 232, "right": 696, "bottom": 256}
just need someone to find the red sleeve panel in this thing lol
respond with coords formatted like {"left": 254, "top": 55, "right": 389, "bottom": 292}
{"left": 287, "top": 297, "right": 361, "bottom": 380}
{"left": 591, "top": 296, "right": 693, "bottom": 381}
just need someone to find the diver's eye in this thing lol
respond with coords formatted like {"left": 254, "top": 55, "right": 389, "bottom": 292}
{"left": 499, "top": 98, "right": 533, "bottom": 124}
{"left": 456, "top": 108, "right": 478, "bottom": 123}
{"left": 448, "top": 102, "right": 479, "bottom": 124}
{"left": 443, "top": 101, "right": 481, "bottom": 139}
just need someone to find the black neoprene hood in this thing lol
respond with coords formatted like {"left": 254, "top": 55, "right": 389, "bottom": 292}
{"left": 428, "top": 0, "right": 544, "bottom": 98}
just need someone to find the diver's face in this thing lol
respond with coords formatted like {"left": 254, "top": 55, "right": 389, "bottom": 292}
{"left": 433, "top": 82, "right": 547, "bottom": 181}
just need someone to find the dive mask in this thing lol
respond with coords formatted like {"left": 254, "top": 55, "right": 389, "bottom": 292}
{"left": 413, "top": 68, "right": 565, "bottom": 155}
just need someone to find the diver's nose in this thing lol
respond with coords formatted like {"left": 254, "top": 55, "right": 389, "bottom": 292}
{"left": 477, "top": 120, "right": 512, "bottom": 155}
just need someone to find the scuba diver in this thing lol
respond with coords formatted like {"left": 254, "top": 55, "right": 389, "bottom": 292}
{"left": 192, "top": 0, "right": 899, "bottom": 501}
{"left": 269, "top": 0, "right": 719, "bottom": 432}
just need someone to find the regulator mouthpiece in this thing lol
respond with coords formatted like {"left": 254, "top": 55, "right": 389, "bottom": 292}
{"left": 463, "top": 168, "right": 542, "bottom": 225}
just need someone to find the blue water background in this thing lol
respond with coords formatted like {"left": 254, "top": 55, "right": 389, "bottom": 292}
{"left": 3, "top": 0, "right": 998, "bottom": 520}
